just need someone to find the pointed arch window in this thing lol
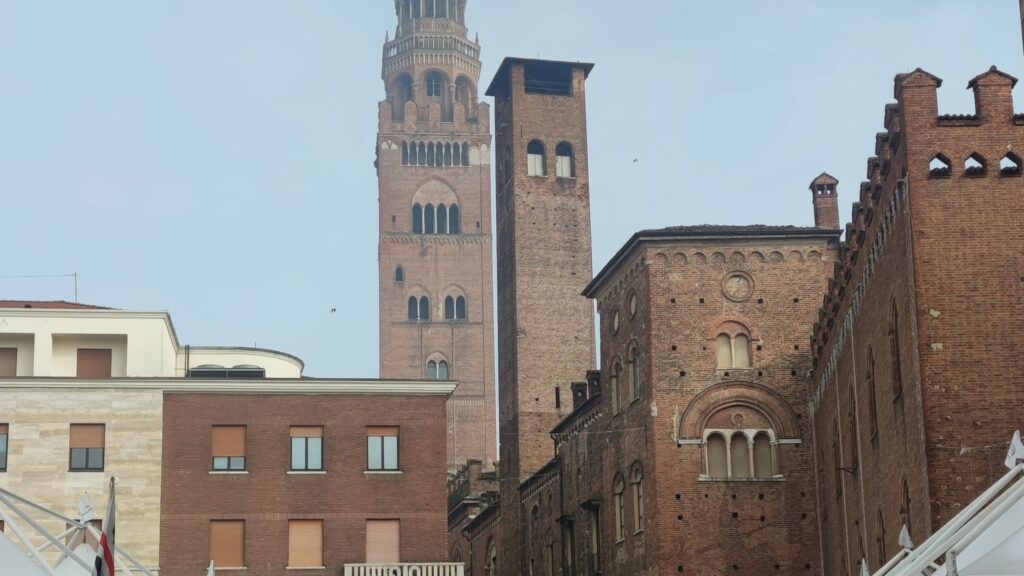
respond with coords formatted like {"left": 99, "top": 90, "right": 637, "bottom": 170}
{"left": 630, "top": 465, "right": 644, "bottom": 533}
{"left": 456, "top": 296, "right": 466, "bottom": 320}
{"left": 426, "top": 359, "right": 449, "bottom": 380}
{"left": 613, "top": 475, "right": 625, "bottom": 542}
{"left": 407, "top": 297, "right": 418, "bottom": 321}
{"left": 611, "top": 361, "right": 622, "bottom": 413}
{"left": 890, "top": 300, "right": 903, "bottom": 400}
{"left": 877, "top": 510, "right": 887, "bottom": 568}
{"left": 628, "top": 346, "right": 640, "bottom": 401}
{"left": 418, "top": 142, "right": 426, "bottom": 165}
{"left": 555, "top": 142, "right": 575, "bottom": 178}
{"left": 402, "top": 142, "right": 410, "bottom": 165}
{"left": 527, "top": 140, "right": 546, "bottom": 176}
{"left": 868, "top": 348, "right": 879, "bottom": 440}
{"left": 461, "top": 142, "right": 470, "bottom": 166}
{"left": 419, "top": 296, "right": 430, "bottom": 321}
{"left": 427, "top": 142, "right": 436, "bottom": 166}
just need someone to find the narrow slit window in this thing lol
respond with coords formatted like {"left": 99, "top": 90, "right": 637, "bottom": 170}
{"left": 437, "top": 204, "right": 448, "bottom": 234}
{"left": 424, "top": 204, "right": 436, "bottom": 234}
{"left": 449, "top": 204, "right": 460, "bottom": 234}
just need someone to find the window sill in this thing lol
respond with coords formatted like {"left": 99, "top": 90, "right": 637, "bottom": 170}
{"left": 69, "top": 469, "right": 105, "bottom": 473}
{"left": 286, "top": 567, "right": 326, "bottom": 571}
{"left": 212, "top": 568, "right": 247, "bottom": 571}
{"left": 209, "top": 471, "right": 249, "bottom": 475}
{"left": 364, "top": 470, "right": 403, "bottom": 475}
{"left": 287, "top": 470, "right": 327, "bottom": 475}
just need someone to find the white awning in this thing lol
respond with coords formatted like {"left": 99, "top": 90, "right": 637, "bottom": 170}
{"left": 876, "top": 464, "right": 1024, "bottom": 576}
{"left": 0, "top": 532, "right": 49, "bottom": 576}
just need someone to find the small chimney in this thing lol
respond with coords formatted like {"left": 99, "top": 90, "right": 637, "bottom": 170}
{"left": 810, "top": 173, "right": 840, "bottom": 230}
{"left": 571, "top": 382, "right": 589, "bottom": 410}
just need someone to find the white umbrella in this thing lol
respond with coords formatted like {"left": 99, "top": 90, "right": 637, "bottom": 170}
{"left": 0, "top": 532, "right": 48, "bottom": 576}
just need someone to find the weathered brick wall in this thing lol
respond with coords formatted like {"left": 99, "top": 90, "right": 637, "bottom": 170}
{"left": 811, "top": 68, "right": 1024, "bottom": 574}
{"left": 493, "top": 60, "right": 598, "bottom": 576}
{"left": 160, "top": 393, "right": 449, "bottom": 576}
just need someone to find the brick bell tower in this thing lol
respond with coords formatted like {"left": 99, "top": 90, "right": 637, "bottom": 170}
{"left": 376, "top": 0, "right": 495, "bottom": 470}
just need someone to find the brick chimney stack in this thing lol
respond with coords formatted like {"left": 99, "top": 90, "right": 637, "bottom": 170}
{"left": 810, "top": 173, "right": 841, "bottom": 230}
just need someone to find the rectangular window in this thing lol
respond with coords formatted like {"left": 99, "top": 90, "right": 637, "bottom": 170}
{"left": 288, "top": 520, "right": 323, "bottom": 568}
{"left": 212, "top": 426, "right": 246, "bottom": 471}
{"left": 0, "top": 424, "right": 7, "bottom": 472}
{"left": 76, "top": 349, "right": 112, "bottom": 379}
{"left": 290, "top": 427, "right": 324, "bottom": 471}
{"left": 69, "top": 424, "right": 104, "bottom": 472}
{"left": 365, "top": 519, "right": 400, "bottom": 564}
{"left": 0, "top": 348, "right": 16, "bottom": 378}
{"left": 210, "top": 520, "right": 245, "bottom": 569}
{"left": 613, "top": 493, "right": 624, "bottom": 542}
{"left": 589, "top": 511, "right": 601, "bottom": 574}
{"left": 367, "top": 427, "right": 399, "bottom": 471}
{"left": 561, "top": 522, "right": 575, "bottom": 576}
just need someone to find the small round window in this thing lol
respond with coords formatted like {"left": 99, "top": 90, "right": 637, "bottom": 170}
{"left": 629, "top": 293, "right": 638, "bottom": 318}
{"left": 612, "top": 310, "right": 620, "bottom": 334}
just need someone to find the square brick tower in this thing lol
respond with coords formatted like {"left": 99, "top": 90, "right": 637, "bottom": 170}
{"left": 487, "top": 58, "right": 598, "bottom": 574}
{"left": 376, "top": 0, "right": 495, "bottom": 470}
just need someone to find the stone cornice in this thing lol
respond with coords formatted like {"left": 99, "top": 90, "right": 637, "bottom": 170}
{"left": 0, "top": 378, "right": 457, "bottom": 396}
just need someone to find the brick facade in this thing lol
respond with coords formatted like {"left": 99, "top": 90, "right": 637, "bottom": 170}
{"left": 377, "top": 0, "right": 496, "bottom": 469}
{"left": 160, "top": 392, "right": 450, "bottom": 576}
{"left": 810, "top": 68, "right": 1024, "bottom": 575}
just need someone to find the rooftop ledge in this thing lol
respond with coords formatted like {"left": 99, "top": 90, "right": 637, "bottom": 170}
{"left": 0, "top": 378, "right": 458, "bottom": 396}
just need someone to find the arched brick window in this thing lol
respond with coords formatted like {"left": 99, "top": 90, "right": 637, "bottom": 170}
{"left": 395, "top": 266, "right": 404, "bottom": 283}
{"left": 555, "top": 142, "right": 575, "bottom": 178}
{"left": 730, "top": 434, "right": 750, "bottom": 479}
{"left": 707, "top": 433, "right": 728, "bottom": 478}
{"left": 424, "top": 204, "right": 436, "bottom": 234}
{"left": 702, "top": 406, "right": 779, "bottom": 480}
{"left": 449, "top": 204, "right": 461, "bottom": 234}
{"left": 713, "top": 321, "right": 753, "bottom": 369}
{"left": 611, "top": 360, "right": 622, "bottom": 413}
{"left": 753, "top": 432, "right": 772, "bottom": 479}
{"left": 412, "top": 204, "right": 423, "bottom": 234}
{"left": 630, "top": 464, "right": 644, "bottom": 533}
{"left": 527, "top": 140, "right": 546, "bottom": 176}
{"left": 426, "top": 72, "right": 445, "bottom": 98}
{"left": 437, "top": 204, "right": 448, "bottom": 234}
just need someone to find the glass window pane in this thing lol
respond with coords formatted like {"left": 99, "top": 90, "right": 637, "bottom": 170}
{"left": 368, "top": 436, "right": 383, "bottom": 470}
{"left": 0, "top": 434, "right": 6, "bottom": 469}
{"left": 87, "top": 448, "right": 104, "bottom": 470}
{"left": 71, "top": 448, "right": 87, "bottom": 469}
{"left": 383, "top": 436, "right": 399, "bottom": 470}
{"left": 213, "top": 456, "right": 228, "bottom": 470}
{"left": 292, "top": 437, "right": 306, "bottom": 470}
{"left": 308, "top": 437, "right": 323, "bottom": 470}
{"left": 230, "top": 456, "right": 246, "bottom": 470}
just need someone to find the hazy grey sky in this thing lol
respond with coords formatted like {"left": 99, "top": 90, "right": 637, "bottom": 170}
{"left": 1, "top": 1, "right": 1019, "bottom": 376}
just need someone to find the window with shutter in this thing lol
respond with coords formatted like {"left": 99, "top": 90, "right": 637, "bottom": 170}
{"left": 211, "top": 426, "right": 246, "bottom": 471}
{"left": 69, "top": 424, "right": 104, "bottom": 471}
{"left": 365, "top": 520, "right": 400, "bottom": 563}
{"left": 76, "top": 349, "right": 111, "bottom": 379}
{"left": 210, "top": 520, "right": 245, "bottom": 568}
{"left": 0, "top": 349, "right": 16, "bottom": 378}
{"left": 288, "top": 520, "right": 323, "bottom": 568}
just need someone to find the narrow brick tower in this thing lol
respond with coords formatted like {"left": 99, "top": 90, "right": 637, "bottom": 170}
{"left": 376, "top": 0, "right": 495, "bottom": 470}
{"left": 487, "top": 58, "right": 597, "bottom": 574}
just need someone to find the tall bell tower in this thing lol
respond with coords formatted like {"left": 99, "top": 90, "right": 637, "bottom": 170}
{"left": 376, "top": 0, "right": 495, "bottom": 469}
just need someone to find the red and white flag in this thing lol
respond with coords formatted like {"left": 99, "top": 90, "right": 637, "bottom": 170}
{"left": 94, "top": 478, "right": 115, "bottom": 576}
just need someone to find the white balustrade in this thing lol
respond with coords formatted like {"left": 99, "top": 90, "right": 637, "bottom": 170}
{"left": 344, "top": 563, "right": 465, "bottom": 576}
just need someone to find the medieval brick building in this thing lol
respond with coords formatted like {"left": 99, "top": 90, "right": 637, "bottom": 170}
{"left": 376, "top": 0, "right": 496, "bottom": 469}
{"left": 809, "top": 67, "right": 1024, "bottom": 575}
{"left": 436, "top": 3, "right": 1024, "bottom": 576}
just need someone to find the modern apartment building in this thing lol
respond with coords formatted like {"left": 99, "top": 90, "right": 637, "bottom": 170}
{"left": 0, "top": 301, "right": 460, "bottom": 575}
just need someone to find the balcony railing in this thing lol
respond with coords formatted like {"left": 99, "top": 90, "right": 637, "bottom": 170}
{"left": 344, "top": 563, "right": 465, "bottom": 576}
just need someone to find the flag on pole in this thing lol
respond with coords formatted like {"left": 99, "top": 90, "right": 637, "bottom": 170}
{"left": 898, "top": 523, "right": 914, "bottom": 550}
{"left": 1004, "top": 430, "right": 1024, "bottom": 470}
{"left": 94, "top": 478, "right": 115, "bottom": 576}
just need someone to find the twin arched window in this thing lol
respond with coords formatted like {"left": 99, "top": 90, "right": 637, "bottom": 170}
{"left": 444, "top": 295, "right": 468, "bottom": 320}
{"left": 407, "top": 296, "right": 430, "bottom": 321}
{"left": 526, "top": 140, "right": 576, "bottom": 178}
{"left": 716, "top": 333, "right": 752, "bottom": 369}
{"left": 705, "top": 430, "right": 774, "bottom": 479}
{"left": 427, "top": 359, "right": 450, "bottom": 380}
{"left": 412, "top": 203, "right": 460, "bottom": 235}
